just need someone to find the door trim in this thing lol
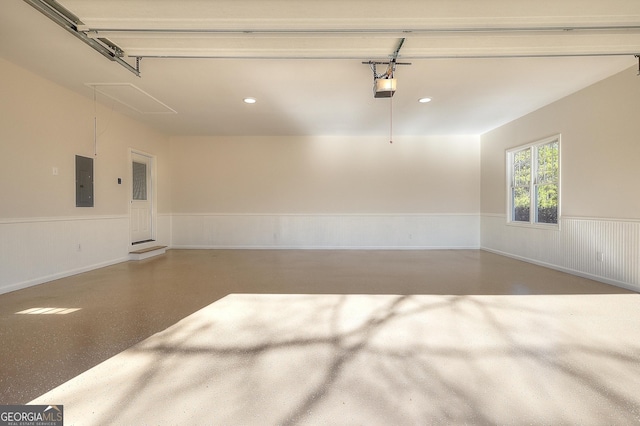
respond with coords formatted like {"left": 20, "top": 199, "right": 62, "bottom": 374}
{"left": 129, "top": 149, "right": 157, "bottom": 249}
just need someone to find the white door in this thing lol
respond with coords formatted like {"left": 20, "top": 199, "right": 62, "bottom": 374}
{"left": 131, "top": 152, "right": 153, "bottom": 244}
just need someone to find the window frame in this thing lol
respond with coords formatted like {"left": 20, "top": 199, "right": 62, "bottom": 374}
{"left": 506, "top": 135, "right": 561, "bottom": 229}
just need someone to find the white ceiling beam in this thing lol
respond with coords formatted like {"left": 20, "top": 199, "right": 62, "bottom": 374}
{"left": 77, "top": 23, "right": 640, "bottom": 34}
{"left": 81, "top": 31, "right": 640, "bottom": 59}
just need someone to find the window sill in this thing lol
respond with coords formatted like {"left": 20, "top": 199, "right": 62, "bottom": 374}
{"left": 506, "top": 221, "right": 560, "bottom": 231}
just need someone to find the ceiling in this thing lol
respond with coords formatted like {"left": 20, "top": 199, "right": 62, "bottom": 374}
{"left": 1, "top": 0, "right": 639, "bottom": 137}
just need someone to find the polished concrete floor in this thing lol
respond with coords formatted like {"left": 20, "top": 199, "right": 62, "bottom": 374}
{"left": 2, "top": 249, "right": 639, "bottom": 424}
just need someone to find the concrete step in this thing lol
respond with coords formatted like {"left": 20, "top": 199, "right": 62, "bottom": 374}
{"left": 129, "top": 245, "right": 167, "bottom": 261}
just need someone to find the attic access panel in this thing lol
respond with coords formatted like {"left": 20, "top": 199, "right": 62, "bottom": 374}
{"left": 85, "top": 83, "right": 176, "bottom": 114}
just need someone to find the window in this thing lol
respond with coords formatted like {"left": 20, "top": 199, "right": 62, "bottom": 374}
{"left": 132, "top": 161, "right": 148, "bottom": 200}
{"left": 507, "top": 136, "right": 559, "bottom": 226}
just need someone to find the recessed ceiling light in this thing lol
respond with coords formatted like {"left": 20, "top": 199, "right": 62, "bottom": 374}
{"left": 243, "top": 97, "right": 257, "bottom": 104}
{"left": 418, "top": 97, "right": 432, "bottom": 103}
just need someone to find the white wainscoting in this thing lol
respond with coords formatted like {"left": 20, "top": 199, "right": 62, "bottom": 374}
{"left": 157, "top": 213, "right": 172, "bottom": 248}
{"left": 481, "top": 214, "right": 640, "bottom": 291}
{"left": 171, "top": 213, "right": 480, "bottom": 250}
{"left": 0, "top": 217, "right": 122, "bottom": 294}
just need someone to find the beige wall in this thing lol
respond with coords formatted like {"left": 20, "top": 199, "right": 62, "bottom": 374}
{"left": 170, "top": 135, "right": 480, "bottom": 214}
{"left": 0, "top": 58, "right": 172, "bottom": 293}
{"left": 0, "top": 58, "right": 171, "bottom": 219}
{"left": 480, "top": 65, "right": 640, "bottom": 290}
{"left": 481, "top": 65, "right": 640, "bottom": 219}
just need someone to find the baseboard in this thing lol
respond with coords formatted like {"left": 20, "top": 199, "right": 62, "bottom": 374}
{"left": 171, "top": 245, "right": 481, "bottom": 250}
{"left": 481, "top": 247, "right": 639, "bottom": 293}
{"left": 0, "top": 256, "right": 130, "bottom": 296}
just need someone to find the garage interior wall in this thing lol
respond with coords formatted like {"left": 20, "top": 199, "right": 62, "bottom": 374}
{"left": 0, "top": 58, "right": 172, "bottom": 294}
{"left": 1, "top": 55, "right": 638, "bottom": 294}
{"left": 480, "top": 66, "right": 640, "bottom": 291}
{"left": 168, "top": 135, "right": 480, "bottom": 249}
